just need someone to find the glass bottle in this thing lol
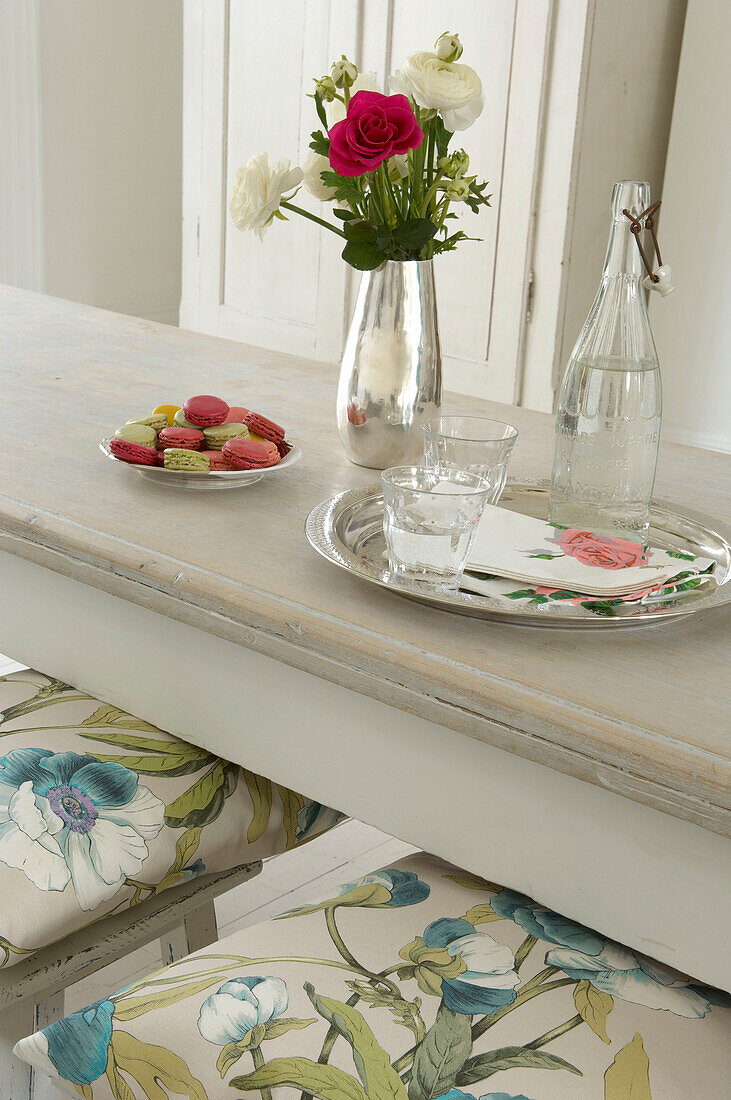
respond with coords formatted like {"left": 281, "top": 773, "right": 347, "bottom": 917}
{"left": 549, "top": 180, "right": 662, "bottom": 542}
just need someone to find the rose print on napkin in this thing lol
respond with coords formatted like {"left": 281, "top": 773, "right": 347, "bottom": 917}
{"left": 552, "top": 529, "right": 651, "bottom": 570}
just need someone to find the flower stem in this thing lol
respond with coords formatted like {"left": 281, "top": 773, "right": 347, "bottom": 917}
{"left": 325, "top": 909, "right": 401, "bottom": 996}
{"left": 514, "top": 934, "right": 538, "bottom": 973}
{"left": 251, "top": 1046, "right": 273, "bottom": 1100}
{"left": 280, "top": 201, "right": 346, "bottom": 238}
{"left": 526, "top": 1013, "right": 584, "bottom": 1050}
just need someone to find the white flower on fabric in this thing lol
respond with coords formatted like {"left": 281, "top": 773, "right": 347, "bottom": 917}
{"left": 327, "top": 72, "right": 381, "bottom": 125}
{"left": 390, "top": 52, "right": 483, "bottom": 131}
{"left": 302, "top": 151, "right": 337, "bottom": 202}
{"left": 229, "top": 154, "right": 303, "bottom": 241}
{"left": 198, "top": 976, "right": 288, "bottom": 1045}
{"left": 0, "top": 749, "right": 164, "bottom": 910}
{"left": 545, "top": 942, "right": 712, "bottom": 1017}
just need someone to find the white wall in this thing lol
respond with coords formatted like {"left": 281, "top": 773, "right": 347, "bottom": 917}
{"left": 0, "top": 0, "right": 183, "bottom": 325}
{"left": 649, "top": 0, "right": 731, "bottom": 453}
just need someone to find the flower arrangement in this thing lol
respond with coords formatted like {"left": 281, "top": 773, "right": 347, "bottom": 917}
{"left": 230, "top": 32, "right": 491, "bottom": 270}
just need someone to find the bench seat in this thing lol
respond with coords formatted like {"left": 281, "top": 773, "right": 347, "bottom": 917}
{"left": 15, "top": 851, "right": 731, "bottom": 1098}
{"left": 0, "top": 670, "right": 342, "bottom": 969}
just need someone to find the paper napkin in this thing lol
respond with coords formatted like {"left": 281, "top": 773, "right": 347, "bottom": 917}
{"left": 466, "top": 505, "right": 713, "bottom": 596}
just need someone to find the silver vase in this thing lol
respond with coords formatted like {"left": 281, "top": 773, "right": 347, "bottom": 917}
{"left": 336, "top": 259, "right": 442, "bottom": 469}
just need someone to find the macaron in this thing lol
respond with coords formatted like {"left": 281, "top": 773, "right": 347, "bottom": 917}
{"left": 158, "top": 426, "right": 205, "bottom": 450}
{"left": 163, "top": 448, "right": 210, "bottom": 472}
{"left": 244, "top": 412, "right": 285, "bottom": 445}
{"left": 203, "top": 423, "right": 250, "bottom": 450}
{"left": 183, "top": 395, "right": 229, "bottom": 427}
{"left": 153, "top": 404, "right": 182, "bottom": 427}
{"left": 277, "top": 438, "right": 292, "bottom": 458}
{"left": 125, "top": 413, "right": 168, "bottom": 433}
{"left": 222, "top": 438, "right": 280, "bottom": 470}
{"left": 110, "top": 437, "right": 158, "bottom": 466}
{"left": 115, "top": 423, "right": 158, "bottom": 448}
{"left": 225, "top": 405, "right": 249, "bottom": 423}
{"left": 173, "top": 409, "right": 204, "bottom": 430}
{"left": 200, "top": 449, "right": 233, "bottom": 471}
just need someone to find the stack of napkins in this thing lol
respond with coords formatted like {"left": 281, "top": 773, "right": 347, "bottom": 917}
{"left": 464, "top": 505, "right": 712, "bottom": 597}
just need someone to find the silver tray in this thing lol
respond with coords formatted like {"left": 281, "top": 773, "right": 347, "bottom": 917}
{"left": 305, "top": 479, "right": 731, "bottom": 628}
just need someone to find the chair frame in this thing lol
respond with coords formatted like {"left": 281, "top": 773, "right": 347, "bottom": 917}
{"left": 0, "top": 860, "right": 262, "bottom": 1098}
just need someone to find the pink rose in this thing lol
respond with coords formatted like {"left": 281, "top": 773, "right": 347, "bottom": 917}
{"left": 328, "top": 91, "right": 423, "bottom": 177}
{"left": 556, "top": 529, "right": 650, "bottom": 570}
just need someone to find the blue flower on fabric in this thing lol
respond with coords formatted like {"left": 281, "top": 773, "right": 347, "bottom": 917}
{"left": 295, "top": 802, "right": 345, "bottom": 843}
{"left": 401, "top": 917, "right": 519, "bottom": 1015}
{"left": 198, "top": 976, "right": 288, "bottom": 1045}
{"left": 283, "top": 868, "right": 430, "bottom": 916}
{"left": 0, "top": 748, "right": 164, "bottom": 910}
{"left": 490, "top": 889, "right": 604, "bottom": 954}
{"left": 491, "top": 888, "right": 722, "bottom": 1018}
{"left": 39, "top": 999, "right": 114, "bottom": 1084}
{"left": 436, "top": 1091, "right": 534, "bottom": 1100}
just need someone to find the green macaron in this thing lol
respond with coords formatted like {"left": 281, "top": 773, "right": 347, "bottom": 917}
{"left": 125, "top": 413, "right": 168, "bottom": 433}
{"left": 173, "top": 409, "right": 204, "bottom": 430}
{"left": 115, "top": 423, "right": 158, "bottom": 448}
{"left": 203, "top": 423, "right": 250, "bottom": 450}
{"left": 163, "top": 448, "right": 210, "bottom": 471}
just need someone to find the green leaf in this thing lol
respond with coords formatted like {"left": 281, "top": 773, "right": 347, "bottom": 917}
{"left": 444, "top": 872, "right": 504, "bottom": 893}
{"left": 574, "top": 979, "right": 613, "bottom": 1044}
{"left": 105, "top": 1048, "right": 136, "bottom": 1100}
{"left": 333, "top": 209, "right": 358, "bottom": 220}
{"left": 277, "top": 785, "right": 307, "bottom": 849}
{"left": 409, "top": 1003, "right": 472, "bottom": 1100}
{"left": 665, "top": 549, "right": 695, "bottom": 561}
{"left": 80, "top": 704, "right": 162, "bottom": 733}
{"left": 346, "top": 980, "right": 426, "bottom": 1043}
{"left": 342, "top": 239, "right": 385, "bottom": 270}
{"left": 243, "top": 769, "right": 272, "bottom": 843}
{"left": 314, "top": 92, "right": 328, "bottom": 129}
{"left": 230, "top": 1057, "right": 369, "bottom": 1099}
{"left": 463, "top": 902, "right": 502, "bottom": 924}
{"left": 310, "top": 129, "right": 330, "bottom": 157}
{"left": 393, "top": 218, "right": 438, "bottom": 251}
{"left": 110, "top": 1031, "right": 208, "bottom": 1100}
{"left": 433, "top": 115, "right": 453, "bottom": 159}
{"left": 217, "top": 1040, "right": 245, "bottom": 1078}
{"left": 79, "top": 730, "right": 210, "bottom": 758}
{"left": 87, "top": 751, "right": 212, "bottom": 777}
{"left": 528, "top": 553, "right": 562, "bottom": 560}
{"left": 263, "top": 1016, "right": 317, "bottom": 1040}
{"left": 164, "top": 760, "right": 239, "bottom": 829}
{"left": 113, "top": 974, "right": 222, "bottom": 1020}
{"left": 320, "top": 170, "right": 364, "bottom": 206}
{"left": 603, "top": 1032, "right": 651, "bottom": 1099}
{"left": 504, "top": 589, "right": 539, "bottom": 600}
{"left": 457, "top": 1046, "right": 582, "bottom": 1086}
{"left": 305, "top": 984, "right": 407, "bottom": 1098}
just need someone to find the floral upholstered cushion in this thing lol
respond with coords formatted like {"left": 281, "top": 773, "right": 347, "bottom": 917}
{"left": 14, "top": 853, "right": 730, "bottom": 1099}
{"left": 0, "top": 671, "right": 343, "bottom": 967}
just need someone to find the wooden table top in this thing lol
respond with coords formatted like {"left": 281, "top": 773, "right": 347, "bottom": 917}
{"left": 2, "top": 286, "right": 730, "bottom": 837}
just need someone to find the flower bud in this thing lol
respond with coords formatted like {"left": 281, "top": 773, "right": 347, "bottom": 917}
{"left": 434, "top": 32, "right": 463, "bottom": 63}
{"left": 314, "top": 75, "right": 337, "bottom": 102}
{"left": 442, "top": 177, "right": 471, "bottom": 201}
{"left": 331, "top": 56, "right": 358, "bottom": 89}
{"left": 438, "top": 150, "right": 470, "bottom": 179}
{"left": 387, "top": 154, "right": 410, "bottom": 183}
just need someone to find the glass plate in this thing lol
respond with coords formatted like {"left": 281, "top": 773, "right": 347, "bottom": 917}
{"left": 305, "top": 479, "right": 731, "bottom": 629}
{"left": 100, "top": 439, "right": 301, "bottom": 490}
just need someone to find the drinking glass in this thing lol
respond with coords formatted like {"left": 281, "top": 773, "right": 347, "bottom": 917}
{"left": 422, "top": 416, "right": 518, "bottom": 503}
{"left": 381, "top": 465, "right": 491, "bottom": 591}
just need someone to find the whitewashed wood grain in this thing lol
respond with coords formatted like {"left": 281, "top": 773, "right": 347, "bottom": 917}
{"left": 1, "top": 287, "right": 728, "bottom": 834}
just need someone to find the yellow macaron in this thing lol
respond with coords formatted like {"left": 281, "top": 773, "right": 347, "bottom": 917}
{"left": 153, "top": 404, "right": 182, "bottom": 427}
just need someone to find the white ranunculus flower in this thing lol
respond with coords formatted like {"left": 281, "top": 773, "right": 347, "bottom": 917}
{"left": 327, "top": 72, "right": 381, "bottom": 125}
{"left": 391, "top": 51, "right": 483, "bottom": 131}
{"left": 229, "top": 154, "right": 303, "bottom": 241}
{"left": 302, "top": 151, "right": 337, "bottom": 202}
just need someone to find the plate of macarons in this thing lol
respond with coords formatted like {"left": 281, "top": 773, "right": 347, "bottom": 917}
{"left": 100, "top": 395, "right": 301, "bottom": 489}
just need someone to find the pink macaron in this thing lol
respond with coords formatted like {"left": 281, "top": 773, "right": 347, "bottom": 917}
{"left": 200, "top": 449, "right": 233, "bottom": 471}
{"left": 109, "top": 437, "right": 158, "bottom": 466}
{"left": 225, "top": 405, "right": 250, "bottom": 423}
{"left": 243, "top": 411, "right": 285, "bottom": 444}
{"left": 221, "top": 439, "right": 280, "bottom": 470}
{"left": 183, "top": 395, "right": 229, "bottom": 427}
{"left": 158, "top": 426, "right": 205, "bottom": 450}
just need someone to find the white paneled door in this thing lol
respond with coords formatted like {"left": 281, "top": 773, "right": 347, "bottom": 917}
{"left": 181, "top": 0, "right": 552, "bottom": 403}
